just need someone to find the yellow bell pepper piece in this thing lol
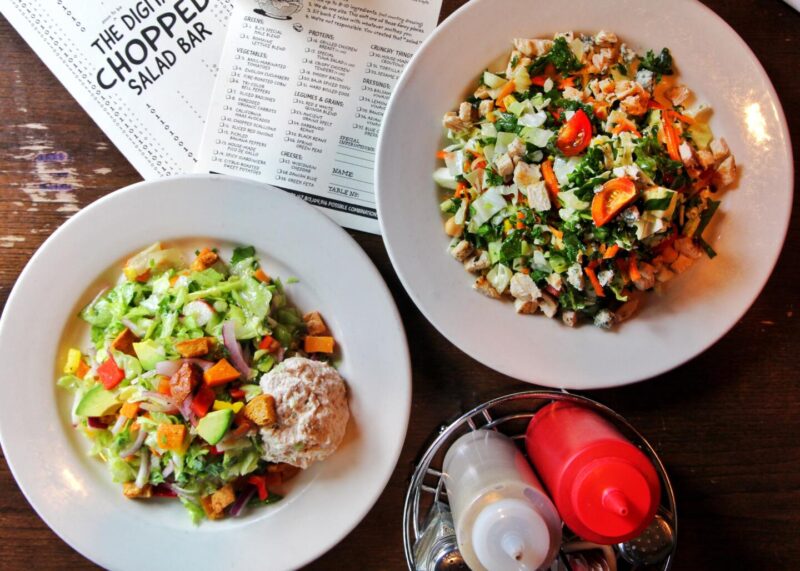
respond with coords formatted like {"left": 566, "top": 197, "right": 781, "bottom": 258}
{"left": 64, "top": 348, "right": 82, "bottom": 374}
{"left": 212, "top": 400, "right": 244, "bottom": 414}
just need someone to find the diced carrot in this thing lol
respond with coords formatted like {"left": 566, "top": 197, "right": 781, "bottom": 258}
{"left": 203, "top": 358, "right": 242, "bottom": 387}
{"left": 541, "top": 159, "right": 560, "bottom": 201}
{"left": 584, "top": 267, "right": 606, "bottom": 297}
{"left": 158, "top": 376, "right": 172, "bottom": 396}
{"left": 516, "top": 211, "right": 525, "bottom": 220}
{"left": 304, "top": 336, "right": 335, "bottom": 354}
{"left": 629, "top": 258, "right": 642, "bottom": 282}
{"left": 120, "top": 401, "right": 140, "bottom": 419}
{"left": 603, "top": 244, "right": 620, "bottom": 259}
{"left": 520, "top": 267, "right": 531, "bottom": 275}
{"left": 436, "top": 150, "right": 448, "bottom": 160}
{"left": 495, "top": 81, "right": 517, "bottom": 103}
{"left": 515, "top": 221, "right": 525, "bottom": 230}
{"left": 75, "top": 360, "right": 90, "bottom": 380}
{"left": 254, "top": 268, "right": 271, "bottom": 283}
{"left": 156, "top": 424, "right": 187, "bottom": 452}
{"left": 134, "top": 270, "right": 151, "bottom": 283}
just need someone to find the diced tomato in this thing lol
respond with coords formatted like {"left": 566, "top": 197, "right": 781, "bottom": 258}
{"left": 208, "top": 445, "right": 223, "bottom": 456}
{"left": 247, "top": 475, "right": 269, "bottom": 501}
{"left": 191, "top": 384, "right": 216, "bottom": 418}
{"left": 229, "top": 387, "right": 246, "bottom": 400}
{"left": 152, "top": 484, "right": 178, "bottom": 498}
{"left": 97, "top": 354, "right": 125, "bottom": 390}
{"left": 556, "top": 109, "right": 592, "bottom": 156}
{"left": 591, "top": 178, "right": 638, "bottom": 227}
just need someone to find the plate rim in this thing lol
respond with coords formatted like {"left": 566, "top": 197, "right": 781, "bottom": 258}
{"left": 375, "top": 0, "right": 794, "bottom": 389}
{"left": 0, "top": 173, "right": 412, "bottom": 569}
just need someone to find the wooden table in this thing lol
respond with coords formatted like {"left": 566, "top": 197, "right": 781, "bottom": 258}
{"left": 0, "top": 1, "right": 798, "bottom": 568}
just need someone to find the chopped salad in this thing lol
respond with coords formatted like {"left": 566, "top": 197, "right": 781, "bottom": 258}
{"left": 435, "top": 31, "right": 736, "bottom": 328}
{"left": 58, "top": 243, "right": 338, "bottom": 522}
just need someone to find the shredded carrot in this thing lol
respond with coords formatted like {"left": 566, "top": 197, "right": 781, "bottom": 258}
{"left": 436, "top": 150, "right": 448, "bottom": 160}
{"left": 558, "top": 76, "right": 576, "bottom": 89}
{"left": 254, "top": 268, "right": 271, "bottom": 283}
{"left": 454, "top": 182, "right": 469, "bottom": 199}
{"left": 672, "top": 111, "right": 695, "bottom": 125}
{"left": 628, "top": 257, "right": 642, "bottom": 282}
{"left": 611, "top": 120, "right": 642, "bottom": 138}
{"left": 661, "top": 111, "right": 682, "bottom": 162}
{"left": 541, "top": 159, "right": 560, "bottom": 201}
{"left": 584, "top": 267, "right": 606, "bottom": 298}
{"left": 134, "top": 270, "right": 151, "bottom": 283}
{"left": 648, "top": 100, "right": 665, "bottom": 110}
{"left": 547, "top": 225, "right": 564, "bottom": 240}
{"left": 495, "top": 81, "right": 517, "bottom": 104}
{"left": 471, "top": 158, "right": 487, "bottom": 171}
{"left": 603, "top": 244, "right": 620, "bottom": 259}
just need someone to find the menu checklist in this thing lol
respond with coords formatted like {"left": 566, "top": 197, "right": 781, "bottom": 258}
{"left": 197, "top": 0, "right": 443, "bottom": 233}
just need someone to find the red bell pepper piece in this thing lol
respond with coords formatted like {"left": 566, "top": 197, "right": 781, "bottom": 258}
{"left": 191, "top": 384, "right": 216, "bottom": 418}
{"left": 247, "top": 475, "right": 269, "bottom": 501}
{"left": 97, "top": 354, "right": 125, "bottom": 390}
{"left": 229, "top": 387, "right": 246, "bottom": 400}
{"left": 258, "top": 335, "right": 280, "bottom": 352}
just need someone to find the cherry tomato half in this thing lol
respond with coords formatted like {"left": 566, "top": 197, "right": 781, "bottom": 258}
{"left": 591, "top": 177, "right": 638, "bottom": 227}
{"left": 556, "top": 109, "right": 592, "bottom": 156}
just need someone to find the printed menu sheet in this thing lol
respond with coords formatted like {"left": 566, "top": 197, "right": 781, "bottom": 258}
{"left": 1, "top": 0, "right": 233, "bottom": 178}
{"left": 197, "top": 0, "right": 443, "bottom": 234}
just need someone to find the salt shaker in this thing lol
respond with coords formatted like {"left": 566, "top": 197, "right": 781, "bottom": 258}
{"left": 443, "top": 430, "right": 562, "bottom": 570}
{"left": 413, "top": 501, "right": 468, "bottom": 571}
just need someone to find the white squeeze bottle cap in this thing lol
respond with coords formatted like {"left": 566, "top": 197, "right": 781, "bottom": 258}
{"left": 471, "top": 498, "right": 552, "bottom": 571}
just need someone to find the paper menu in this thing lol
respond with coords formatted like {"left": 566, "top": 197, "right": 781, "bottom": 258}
{"left": 196, "top": 0, "right": 443, "bottom": 234}
{"left": 1, "top": 0, "right": 233, "bottom": 179}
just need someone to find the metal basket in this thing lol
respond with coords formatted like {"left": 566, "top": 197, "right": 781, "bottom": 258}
{"left": 403, "top": 391, "right": 677, "bottom": 570}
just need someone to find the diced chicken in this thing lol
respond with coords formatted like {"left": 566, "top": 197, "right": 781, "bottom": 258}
{"left": 675, "top": 237, "right": 704, "bottom": 260}
{"left": 556, "top": 31, "right": 575, "bottom": 42}
{"left": 620, "top": 93, "right": 650, "bottom": 116}
{"left": 474, "top": 84, "right": 491, "bottom": 99}
{"left": 657, "top": 267, "right": 676, "bottom": 283}
{"left": 713, "top": 155, "right": 737, "bottom": 189}
{"left": 474, "top": 276, "right": 501, "bottom": 299}
{"left": 546, "top": 272, "right": 563, "bottom": 292}
{"left": 697, "top": 149, "right": 715, "bottom": 169}
{"left": 495, "top": 153, "right": 515, "bottom": 178}
{"left": 566, "top": 263, "right": 585, "bottom": 291}
{"left": 507, "top": 137, "right": 527, "bottom": 165}
{"left": 303, "top": 311, "right": 328, "bottom": 336}
{"left": 443, "top": 111, "right": 470, "bottom": 133}
{"left": 445, "top": 216, "right": 464, "bottom": 238}
{"left": 538, "top": 293, "right": 559, "bottom": 318}
{"left": 594, "top": 309, "right": 616, "bottom": 329}
{"left": 191, "top": 248, "right": 219, "bottom": 272}
{"left": 526, "top": 182, "right": 551, "bottom": 212}
{"left": 514, "top": 162, "right": 540, "bottom": 187}
{"left": 123, "top": 482, "right": 153, "bottom": 499}
{"left": 510, "top": 272, "right": 542, "bottom": 301}
{"left": 464, "top": 251, "right": 491, "bottom": 273}
{"left": 671, "top": 254, "right": 695, "bottom": 274}
{"left": 591, "top": 47, "right": 618, "bottom": 73}
{"left": 561, "top": 310, "right": 578, "bottom": 327}
{"left": 514, "top": 298, "right": 540, "bottom": 315}
{"left": 633, "top": 262, "right": 656, "bottom": 291}
{"left": 111, "top": 328, "right": 139, "bottom": 357}
{"left": 175, "top": 337, "right": 214, "bottom": 358}
{"left": 506, "top": 51, "right": 531, "bottom": 76}
{"left": 513, "top": 38, "right": 553, "bottom": 57}
{"left": 666, "top": 85, "right": 691, "bottom": 107}
{"left": 594, "top": 30, "right": 618, "bottom": 47}
{"left": 244, "top": 394, "right": 278, "bottom": 427}
{"left": 709, "top": 138, "right": 730, "bottom": 162}
{"left": 478, "top": 99, "right": 495, "bottom": 117}
{"left": 451, "top": 240, "right": 474, "bottom": 262}
{"left": 562, "top": 86, "right": 586, "bottom": 102}
{"left": 201, "top": 485, "right": 236, "bottom": 520}
{"left": 459, "top": 101, "right": 476, "bottom": 123}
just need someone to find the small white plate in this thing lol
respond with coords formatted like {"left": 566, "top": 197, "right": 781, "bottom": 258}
{"left": 376, "top": 0, "right": 792, "bottom": 389}
{"left": 0, "top": 175, "right": 411, "bottom": 570}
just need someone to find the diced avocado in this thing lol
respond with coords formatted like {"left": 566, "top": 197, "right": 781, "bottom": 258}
{"left": 75, "top": 385, "right": 120, "bottom": 417}
{"left": 196, "top": 409, "right": 233, "bottom": 445}
{"left": 133, "top": 340, "right": 165, "bottom": 371}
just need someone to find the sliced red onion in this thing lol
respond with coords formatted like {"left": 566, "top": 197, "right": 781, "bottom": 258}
{"left": 178, "top": 394, "right": 197, "bottom": 426}
{"left": 162, "top": 459, "right": 175, "bottom": 479}
{"left": 87, "top": 417, "right": 108, "bottom": 429}
{"left": 121, "top": 428, "right": 147, "bottom": 458}
{"left": 222, "top": 321, "right": 250, "bottom": 378}
{"left": 274, "top": 347, "right": 286, "bottom": 363}
{"left": 183, "top": 358, "right": 215, "bottom": 371}
{"left": 228, "top": 485, "right": 257, "bottom": 517}
{"left": 121, "top": 318, "right": 144, "bottom": 338}
{"left": 110, "top": 415, "right": 128, "bottom": 435}
{"left": 152, "top": 484, "right": 178, "bottom": 498}
{"left": 135, "top": 449, "right": 151, "bottom": 489}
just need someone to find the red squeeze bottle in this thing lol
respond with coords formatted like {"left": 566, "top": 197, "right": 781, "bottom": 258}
{"left": 525, "top": 402, "right": 660, "bottom": 545}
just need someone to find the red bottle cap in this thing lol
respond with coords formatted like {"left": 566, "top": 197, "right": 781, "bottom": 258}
{"left": 570, "top": 458, "right": 654, "bottom": 542}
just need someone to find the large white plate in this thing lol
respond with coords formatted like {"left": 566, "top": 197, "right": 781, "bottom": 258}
{"left": 0, "top": 175, "right": 411, "bottom": 570}
{"left": 376, "top": 0, "right": 792, "bottom": 389}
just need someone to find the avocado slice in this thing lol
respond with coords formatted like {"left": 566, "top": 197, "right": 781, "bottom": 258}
{"left": 196, "top": 409, "right": 233, "bottom": 445}
{"left": 133, "top": 340, "right": 166, "bottom": 371}
{"left": 75, "top": 385, "right": 120, "bottom": 417}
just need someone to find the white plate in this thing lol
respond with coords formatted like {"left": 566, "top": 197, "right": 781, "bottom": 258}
{"left": 376, "top": 0, "right": 792, "bottom": 389}
{"left": 0, "top": 175, "right": 411, "bottom": 570}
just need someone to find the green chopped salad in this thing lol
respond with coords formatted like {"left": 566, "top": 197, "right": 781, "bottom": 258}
{"left": 58, "top": 243, "right": 337, "bottom": 522}
{"left": 435, "top": 31, "right": 736, "bottom": 329}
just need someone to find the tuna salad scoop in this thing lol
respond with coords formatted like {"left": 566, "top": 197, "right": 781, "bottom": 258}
{"left": 259, "top": 357, "right": 349, "bottom": 469}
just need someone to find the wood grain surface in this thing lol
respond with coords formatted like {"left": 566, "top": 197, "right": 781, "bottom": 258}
{"left": 1, "top": 1, "right": 798, "bottom": 569}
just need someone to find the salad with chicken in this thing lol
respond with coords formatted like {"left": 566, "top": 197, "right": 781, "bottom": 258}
{"left": 435, "top": 31, "right": 736, "bottom": 328}
{"left": 58, "top": 243, "right": 342, "bottom": 522}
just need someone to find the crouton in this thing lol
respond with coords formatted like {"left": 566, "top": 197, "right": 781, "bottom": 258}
{"left": 473, "top": 276, "right": 501, "bottom": 299}
{"left": 191, "top": 248, "right": 219, "bottom": 272}
{"left": 539, "top": 293, "right": 559, "bottom": 318}
{"left": 713, "top": 155, "right": 737, "bottom": 189}
{"left": 459, "top": 101, "right": 476, "bottom": 123}
{"left": 123, "top": 482, "right": 152, "bottom": 499}
{"left": 494, "top": 153, "right": 514, "bottom": 178}
{"left": 478, "top": 99, "right": 495, "bottom": 117}
{"left": 111, "top": 328, "right": 139, "bottom": 357}
{"left": 443, "top": 111, "right": 470, "bottom": 133}
{"left": 174, "top": 337, "right": 214, "bottom": 358}
{"left": 507, "top": 137, "right": 527, "bottom": 165}
{"left": 562, "top": 310, "right": 578, "bottom": 327}
{"left": 510, "top": 273, "right": 541, "bottom": 301}
{"left": 451, "top": 240, "right": 474, "bottom": 262}
{"left": 244, "top": 394, "right": 278, "bottom": 427}
{"left": 514, "top": 299, "right": 539, "bottom": 315}
{"left": 464, "top": 251, "right": 490, "bottom": 273}
{"left": 303, "top": 311, "right": 328, "bottom": 336}
{"left": 201, "top": 484, "right": 236, "bottom": 520}
{"left": 512, "top": 38, "right": 553, "bottom": 57}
